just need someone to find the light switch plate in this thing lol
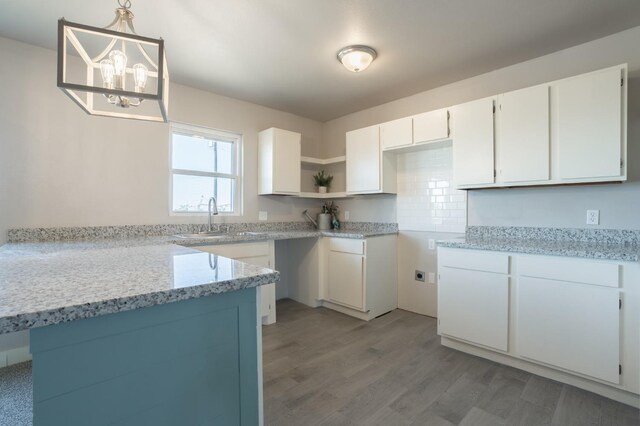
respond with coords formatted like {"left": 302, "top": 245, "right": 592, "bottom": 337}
{"left": 258, "top": 211, "right": 268, "bottom": 221}
{"left": 428, "top": 272, "right": 436, "bottom": 284}
{"left": 586, "top": 210, "right": 599, "bottom": 225}
{"left": 428, "top": 239, "right": 436, "bottom": 250}
{"left": 344, "top": 211, "right": 350, "bottom": 221}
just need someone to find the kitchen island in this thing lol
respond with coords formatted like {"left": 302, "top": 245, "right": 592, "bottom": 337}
{"left": 0, "top": 240, "right": 279, "bottom": 426}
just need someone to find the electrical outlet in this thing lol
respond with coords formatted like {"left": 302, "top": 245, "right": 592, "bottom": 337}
{"left": 344, "top": 211, "right": 350, "bottom": 221}
{"left": 428, "top": 272, "right": 436, "bottom": 284}
{"left": 415, "top": 270, "right": 425, "bottom": 282}
{"left": 258, "top": 211, "right": 268, "bottom": 221}
{"left": 586, "top": 210, "right": 599, "bottom": 225}
{"left": 428, "top": 239, "right": 435, "bottom": 250}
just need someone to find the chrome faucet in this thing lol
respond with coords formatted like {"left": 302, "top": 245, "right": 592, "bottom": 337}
{"left": 207, "top": 196, "right": 219, "bottom": 232}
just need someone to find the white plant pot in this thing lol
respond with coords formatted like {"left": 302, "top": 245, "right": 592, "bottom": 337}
{"left": 318, "top": 186, "right": 327, "bottom": 194}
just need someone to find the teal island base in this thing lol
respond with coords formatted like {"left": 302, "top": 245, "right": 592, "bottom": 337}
{"left": 30, "top": 288, "right": 261, "bottom": 426}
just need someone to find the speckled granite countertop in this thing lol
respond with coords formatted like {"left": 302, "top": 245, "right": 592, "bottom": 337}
{"left": 0, "top": 223, "right": 398, "bottom": 334}
{"left": 437, "top": 226, "right": 640, "bottom": 262}
{"left": 0, "top": 243, "right": 279, "bottom": 335}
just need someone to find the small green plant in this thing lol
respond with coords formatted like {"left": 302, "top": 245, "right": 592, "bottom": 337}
{"left": 313, "top": 170, "right": 333, "bottom": 188}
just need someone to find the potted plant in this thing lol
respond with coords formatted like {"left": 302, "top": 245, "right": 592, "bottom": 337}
{"left": 313, "top": 170, "right": 333, "bottom": 193}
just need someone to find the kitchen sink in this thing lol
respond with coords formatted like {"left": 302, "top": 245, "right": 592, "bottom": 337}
{"left": 172, "top": 232, "right": 227, "bottom": 239}
{"left": 172, "top": 231, "right": 269, "bottom": 239}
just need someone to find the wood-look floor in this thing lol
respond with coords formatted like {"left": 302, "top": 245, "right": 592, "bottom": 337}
{"left": 263, "top": 299, "right": 640, "bottom": 426}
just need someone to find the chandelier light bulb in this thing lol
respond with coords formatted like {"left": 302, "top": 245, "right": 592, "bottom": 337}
{"left": 337, "top": 45, "right": 377, "bottom": 73}
{"left": 99, "top": 59, "right": 115, "bottom": 89}
{"left": 133, "top": 63, "right": 148, "bottom": 93}
{"left": 109, "top": 49, "right": 127, "bottom": 89}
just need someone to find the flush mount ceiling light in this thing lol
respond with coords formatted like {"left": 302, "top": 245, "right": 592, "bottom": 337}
{"left": 57, "top": 0, "right": 169, "bottom": 122}
{"left": 337, "top": 45, "right": 377, "bottom": 73}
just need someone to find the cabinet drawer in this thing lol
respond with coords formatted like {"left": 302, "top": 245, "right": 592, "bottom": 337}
{"left": 439, "top": 248, "right": 509, "bottom": 274}
{"left": 519, "top": 256, "right": 619, "bottom": 288}
{"left": 329, "top": 238, "right": 365, "bottom": 255}
{"left": 197, "top": 242, "right": 271, "bottom": 259}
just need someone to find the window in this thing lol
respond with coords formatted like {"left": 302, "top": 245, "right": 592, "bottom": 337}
{"left": 170, "top": 123, "right": 242, "bottom": 214}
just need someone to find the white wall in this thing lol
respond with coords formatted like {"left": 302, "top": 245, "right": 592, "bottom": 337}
{"left": 0, "top": 36, "right": 327, "bottom": 244}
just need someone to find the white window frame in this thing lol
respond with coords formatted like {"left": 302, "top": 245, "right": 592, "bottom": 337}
{"left": 169, "top": 121, "right": 243, "bottom": 216}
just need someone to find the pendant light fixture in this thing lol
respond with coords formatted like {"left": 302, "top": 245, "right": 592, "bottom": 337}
{"left": 57, "top": 0, "right": 169, "bottom": 122}
{"left": 337, "top": 45, "right": 377, "bottom": 73}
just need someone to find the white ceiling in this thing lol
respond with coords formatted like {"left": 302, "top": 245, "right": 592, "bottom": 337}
{"left": 2, "top": 0, "right": 640, "bottom": 121}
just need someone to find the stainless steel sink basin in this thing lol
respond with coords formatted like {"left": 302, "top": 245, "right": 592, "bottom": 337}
{"left": 172, "top": 232, "right": 226, "bottom": 239}
{"left": 172, "top": 231, "right": 268, "bottom": 239}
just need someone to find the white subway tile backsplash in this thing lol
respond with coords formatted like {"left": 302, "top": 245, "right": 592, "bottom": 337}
{"left": 396, "top": 142, "right": 466, "bottom": 233}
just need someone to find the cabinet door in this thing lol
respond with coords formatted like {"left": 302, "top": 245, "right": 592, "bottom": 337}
{"left": 346, "top": 125, "right": 381, "bottom": 193}
{"left": 380, "top": 117, "right": 413, "bottom": 150}
{"left": 452, "top": 97, "right": 496, "bottom": 186}
{"left": 197, "top": 244, "right": 275, "bottom": 322}
{"left": 328, "top": 251, "right": 364, "bottom": 310}
{"left": 499, "top": 85, "right": 550, "bottom": 183}
{"left": 438, "top": 267, "right": 509, "bottom": 351}
{"left": 557, "top": 67, "right": 623, "bottom": 180}
{"left": 414, "top": 108, "right": 449, "bottom": 144}
{"left": 517, "top": 277, "right": 620, "bottom": 383}
{"left": 273, "top": 129, "right": 301, "bottom": 194}
{"left": 238, "top": 255, "right": 275, "bottom": 322}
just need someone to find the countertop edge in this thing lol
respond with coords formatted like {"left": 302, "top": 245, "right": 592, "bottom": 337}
{"left": 0, "top": 271, "right": 280, "bottom": 335}
{"left": 436, "top": 240, "right": 639, "bottom": 262}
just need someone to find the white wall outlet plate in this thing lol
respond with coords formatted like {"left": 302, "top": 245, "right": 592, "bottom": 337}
{"left": 344, "top": 211, "right": 350, "bottom": 221}
{"left": 428, "top": 272, "right": 436, "bottom": 284}
{"left": 258, "top": 211, "right": 268, "bottom": 221}
{"left": 428, "top": 239, "right": 436, "bottom": 250}
{"left": 586, "top": 209, "right": 600, "bottom": 225}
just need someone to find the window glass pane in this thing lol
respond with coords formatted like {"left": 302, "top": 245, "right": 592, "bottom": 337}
{"left": 172, "top": 133, "right": 234, "bottom": 174}
{"left": 172, "top": 174, "right": 212, "bottom": 212}
{"left": 172, "top": 174, "right": 235, "bottom": 213}
{"left": 214, "top": 176, "right": 234, "bottom": 212}
{"left": 215, "top": 140, "right": 233, "bottom": 175}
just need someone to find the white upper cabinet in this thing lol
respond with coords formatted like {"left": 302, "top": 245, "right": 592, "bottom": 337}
{"left": 451, "top": 64, "right": 626, "bottom": 189}
{"left": 413, "top": 108, "right": 450, "bottom": 144}
{"left": 346, "top": 125, "right": 397, "bottom": 194}
{"left": 556, "top": 67, "right": 624, "bottom": 180}
{"left": 498, "top": 85, "right": 550, "bottom": 183}
{"left": 346, "top": 125, "right": 381, "bottom": 193}
{"left": 380, "top": 117, "right": 413, "bottom": 150}
{"left": 258, "top": 128, "right": 301, "bottom": 195}
{"left": 452, "top": 96, "right": 496, "bottom": 187}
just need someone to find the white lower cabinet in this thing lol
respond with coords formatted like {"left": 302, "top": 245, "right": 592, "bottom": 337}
{"left": 438, "top": 247, "right": 639, "bottom": 406}
{"left": 328, "top": 249, "right": 364, "bottom": 310}
{"left": 322, "top": 235, "right": 397, "bottom": 320}
{"left": 438, "top": 268, "right": 509, "bottom": 351}
{"left": 197, "top": 241, "right": 277, "bottom": 325}
{"left": 517, "top": 276, "right": 620, "bottom": 383}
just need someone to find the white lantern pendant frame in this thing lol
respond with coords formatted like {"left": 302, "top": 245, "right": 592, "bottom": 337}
{"left": 57, "top": 2, "right": 169, "bottom": 122}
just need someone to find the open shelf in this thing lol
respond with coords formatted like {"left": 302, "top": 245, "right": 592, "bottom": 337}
{"left": 301, "top": 156, "right": 346, "bottom": 166}
{"left": 298, "top": 191, "right": 351, "bottom": 199}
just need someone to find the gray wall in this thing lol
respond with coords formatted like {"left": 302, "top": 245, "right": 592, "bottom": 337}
{"left": 0, "top": 37, "right": 327, "bottom": 244}
{"left": 322, "top": 26, "right": 640, "bottom": 230}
